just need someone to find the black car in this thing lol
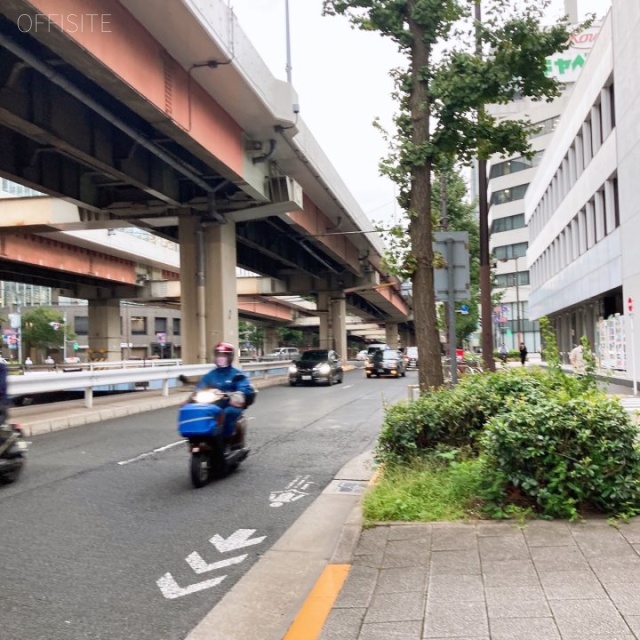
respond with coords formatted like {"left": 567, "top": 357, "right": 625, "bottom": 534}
{"left": 289, "top": 349, "right": 344, "bottom": 386}
{"left": 365, "top": 349, "right": 406, "bottom": 378}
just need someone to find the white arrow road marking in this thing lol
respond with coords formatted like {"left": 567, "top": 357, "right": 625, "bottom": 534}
{"left": 209, "top": 529, "right": 266, "bottom": 553}
{"left": 186, "top": 552, "right": 247, "bottom": 574}
{"left": 118, "top": 440, "right": 184, "bottom": 465}
{"left": 157, "top": 573, "right": 226, "bottom": 600}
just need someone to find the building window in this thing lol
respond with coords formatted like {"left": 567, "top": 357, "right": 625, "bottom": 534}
{"left": 530, "top": 116, "right": 560, "bottom": 139}
{"left": 490, "top": 183, "right": 529, "bottom": 206}
{"left": 154, "top": 317, "right": 167, "bottom": 333}
{"left": 173, "top": 318, "right": 181, "bottom": 336}
{"left": 495, "top": 271, "right": 530, "bottom": 288}
{"left": 490, "top": 213, "right": 526, "bottom": 234}
{"left": 131, "top": 316, "right": 147, "bottom": 335}
{"left": 489, "top": 152, "right": 543, "bottom": 179}
{"left": 74, "top": 316, "right": 89, "bottom": 335}
{"left": 0, "top": 178, "right": 43, "bottom": 197}
{"left": 494, "top": 242, "right": 528, "bottom": 260}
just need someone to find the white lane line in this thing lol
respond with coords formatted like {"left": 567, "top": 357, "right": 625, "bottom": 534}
{"left": 342, "top": 384, "right": 353, "bottom": 389}
{"left": 118, "top": 440, "right": 184, "bottom": 466}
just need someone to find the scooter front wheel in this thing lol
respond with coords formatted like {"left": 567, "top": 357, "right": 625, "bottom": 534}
{"left": 190, "top": 452, "right": 212, "bottom": 488}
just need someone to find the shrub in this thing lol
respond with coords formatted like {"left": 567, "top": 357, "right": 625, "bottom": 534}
{"left": 480, "top": 391, "right": 640, "bottom": 519}
{"left": 376, "top": 368, "right": 549, "bottom": 465}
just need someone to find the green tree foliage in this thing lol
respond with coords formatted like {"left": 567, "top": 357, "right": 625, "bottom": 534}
{"left": 323, "top": 0, "right": 578, "bottom": 389}
{"left": 22, "top": 308, "right": 75, "bottom": 353}
{"left": 239, "top": 320, "right": 264, "bottom": 349}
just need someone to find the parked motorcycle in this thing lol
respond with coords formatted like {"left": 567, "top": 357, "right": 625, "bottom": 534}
{"left": 177, "top": 375, "right": 255, "bottom": 488}
{"left": 0, "top": 422, "right": 27, "bottom": 484}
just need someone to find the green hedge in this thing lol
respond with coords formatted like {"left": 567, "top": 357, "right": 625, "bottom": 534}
{"left": 375, "top": 367, "right": 640, "bottom": 518}
{"left": 480, "top": 391, "right": 640, "bottom": 519}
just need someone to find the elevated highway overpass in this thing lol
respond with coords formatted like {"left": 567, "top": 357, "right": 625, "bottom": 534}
{"left": 0, "top": 0, "right": 411, "bottom": 360}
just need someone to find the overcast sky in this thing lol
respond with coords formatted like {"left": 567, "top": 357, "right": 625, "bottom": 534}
{"left": 229, "top": 0, "right": 611, "bottom": 226}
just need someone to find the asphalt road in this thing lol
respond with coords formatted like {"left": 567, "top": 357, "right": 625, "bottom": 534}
{"left": 0, "top": 366, "right": 414, "bottom": 640}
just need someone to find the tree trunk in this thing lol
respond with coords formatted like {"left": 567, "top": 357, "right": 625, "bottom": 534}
{"left": 408, "top": 8, "right": 444, "bottom": 391}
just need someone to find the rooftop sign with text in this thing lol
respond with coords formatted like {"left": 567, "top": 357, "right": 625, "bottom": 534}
{"left": 545, "top": 21, "right": 602, "bottom": 84}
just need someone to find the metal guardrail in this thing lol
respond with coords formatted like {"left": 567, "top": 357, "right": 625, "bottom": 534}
{"left": 8, "top": 360, "right": 291, "bottom": 409}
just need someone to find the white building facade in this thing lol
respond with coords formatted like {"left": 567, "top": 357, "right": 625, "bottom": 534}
{"left": 526, "top": 1, "right": 635, "bottom": 371}
{"left": 488, "top": 11, "right": 606, "bottom": 355}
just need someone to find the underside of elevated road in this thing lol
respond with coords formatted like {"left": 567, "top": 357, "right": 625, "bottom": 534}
{"left": 0, "top": 0, "right": 411, "bottom": 330}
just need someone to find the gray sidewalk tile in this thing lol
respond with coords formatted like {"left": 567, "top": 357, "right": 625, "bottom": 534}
{"left": 482, "top": 559, "right": 540, "bottom": 588}
{"left": 388, "top": 524, "right": 432, "bottom": 541}
{"left": 549, "top": 599, "right": 631, "bottom": 637}
{"left": 603, "top": 583, "right": 640, "bottom": 616}
{"left": 332, "top": 565, "right": 379, "bottom": 609}
{"left": 478, "top": 534, "right": 529, "bottom": 562}
{"left": 428, "top": 574, "right": 485, "bottom": 602}
{"left": 539, "top": 570, "right": 607, "bottom": 600}
{"left": 616, "top": 520, "right": 640, "bottom": 544}
{"left": 356, "top": 527, "right": 390, "bottom": 556}
{"left": 423, "top": 600, "right": 488, "bottom": 638}
{"left": 592, "top": 565, "right": 640, "bottom": 587}
{"left": 431, "top": 523, "right": 478, "bottom": 550}
{"left": 587, "top": 554, "right": 640, "bottom": 573}
{"left": 319, "top": 608, "right": 366, "bottom": 640}
{"left": 375, "top": 566, "right": 427, "bottom": 595}
{"left": 476, "top": 522, "right": 522, "bottom": 537}
{"left": 383, "top": 539, "right": 430, "bottom": 568}
{"left": 530, "top": 546, "right": 590, "bottom": 572}
{"left": 624, "top": 616, "right": 640, "bottom": 636}
{"left": 363, "top": 591, "right": 426, "bottom": 625}
{"left": 353, "top": 528, "right": 389, "bottom": 567}
{"left": 489, "top": 617, "right": 561, "bottom": 640}
{"left": 359, "top": 620, "right": 423, "bottom": 640}
{"left": 430, "top": 549, "right": 481, "bottom": 575}
{"left": 522, "top": 521, "right": 576, "bottom": 547}
{"left": 486, "top": 585, "right": 551, "bottom": 619}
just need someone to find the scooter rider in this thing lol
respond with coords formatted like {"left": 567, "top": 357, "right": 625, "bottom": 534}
{"left": 196, "top": 342, "right": 255, "bottom": 449}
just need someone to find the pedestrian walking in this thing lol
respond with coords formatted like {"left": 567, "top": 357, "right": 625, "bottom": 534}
{"left": 24, "top": 356, "right": 33, "bottom": 369}
{"left": 569, "top": 343, "right": 585, "bottom": 374}
{"left": 519, "top": 342, "right": 528, "bottom": 366}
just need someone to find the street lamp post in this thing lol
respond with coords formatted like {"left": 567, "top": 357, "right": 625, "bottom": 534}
{"left": 513, "top": 256, "right": 522, "bottom": 345}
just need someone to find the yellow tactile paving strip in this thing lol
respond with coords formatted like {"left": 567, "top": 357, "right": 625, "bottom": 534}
{"left": 283, "top": 564, "right": 351, "bottom": 640}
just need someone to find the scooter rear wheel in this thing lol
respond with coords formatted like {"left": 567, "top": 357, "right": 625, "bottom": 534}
{"left": 190, "top": 452, "right": 212, "bottom": 488}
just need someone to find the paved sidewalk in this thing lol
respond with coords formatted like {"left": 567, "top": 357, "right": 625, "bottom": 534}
{"left": 319, "top": 518, "right": 640, "bottom": 640}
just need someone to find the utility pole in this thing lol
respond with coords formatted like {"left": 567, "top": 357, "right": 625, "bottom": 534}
{"left": 475, "top": 0, "right": 495, "bottom": 371}
{"left": 285, "top": 0, "right": 292, "bottom": 84}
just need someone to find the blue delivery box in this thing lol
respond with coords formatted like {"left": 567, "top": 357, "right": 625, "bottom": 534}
{"left": 178, "top": 402, "right": 223, "bottom": 437}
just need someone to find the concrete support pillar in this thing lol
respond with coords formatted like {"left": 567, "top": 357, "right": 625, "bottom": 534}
{"left": 263, "top": 326, "right": 279, "bottom": 354}
{"left": 179, "top": 216, "right": 202, "bottom": 364}
{"left": 385, "top": 323, "right": 399, "bottom": 349}
{"left": 318, "top": 292, "right": 331, "bottom": 350}
{"left": 302, "top": 328, "right": 315, "bottom": 350}
{"left": 204, "top": 222, "right": 239, "bottom": 356}
{"left": 330, "top": 294, "right": 347, "bottom": 359}
{"left": 88, "top": 299, "right": 121, "bottom": 361}
{"left": 317, "top": 292, "right": 347, "bottom": 355}
{"left": 400, "top": 327, "right": 413, "bottom": 348}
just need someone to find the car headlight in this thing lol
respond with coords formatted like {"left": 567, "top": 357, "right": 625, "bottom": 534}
{"left": 288, "top": 365, "right": 297, "bottom": 374}
{"left": 316, "top": 363, "right": 331, "bottom": 374}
